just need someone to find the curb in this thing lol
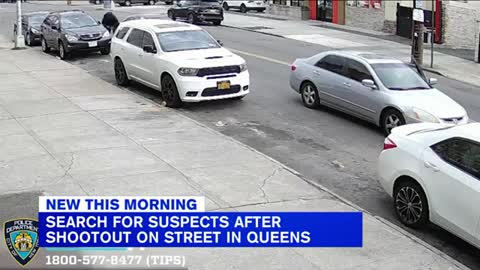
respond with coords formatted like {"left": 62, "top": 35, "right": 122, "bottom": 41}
{"left": 225, "top": 10, "right": 288, "bottom": 21}
{"left": 221, "top": 24, "right": 285, "bottom": 39}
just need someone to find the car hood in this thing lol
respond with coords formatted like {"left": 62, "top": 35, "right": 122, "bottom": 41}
{"left": 163, "top": 48, "right": 245, "bottom": 67}
{"left": 391, "top": 88, "right": 466, "bottom": 119}
{"left": 64, "top": 25, "right": 107, "bottom": 35}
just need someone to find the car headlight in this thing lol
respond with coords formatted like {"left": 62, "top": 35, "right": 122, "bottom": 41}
{"left": 406, "top": 107, "right": 440, "bottom": 123}
{"left": 31, "top": 28, "right": 40, "bottom": 34}
{"left": 239, "top": 63, "right": 247, "bottom": 72}
{"left": 65, "top": 34, "right": 78, "bottom": 42}
{"left": 178, "top": 67, "right": 199, "bottom": 76}
{"left": 103, "top": 31, "right": 110, "bottom": 38}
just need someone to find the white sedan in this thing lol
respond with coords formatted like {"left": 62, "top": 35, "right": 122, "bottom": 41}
{"left": 110, "top": 20, "right": 249, "bottom": 107}
{"left": 378, "top": 122, "right": 480, "bottom": 248}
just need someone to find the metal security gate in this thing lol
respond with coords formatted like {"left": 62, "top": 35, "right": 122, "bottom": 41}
{"left": 396, "top": 4, "right": 412, "bottom": 39}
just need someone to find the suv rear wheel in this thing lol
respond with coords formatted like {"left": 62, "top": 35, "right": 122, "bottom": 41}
{"left": 222, "top": 2, "right": 229, "bottom": 10}
{"left": 114, "top": 58, "right": 130, "bottom": 86}
{"left": 240, "top": 4, "right": 247, "bottom": 13}
{"left": 212, "top": 20, "right": 221, "bottom": 26}
{"left": 187, "top": 13, "right": 196, "bottom": 24}
{"left": 58, "top": 41, "right": 69, "bottom": 60}
{"left": 41, "top": 37, "right": 50, "bottom": 53}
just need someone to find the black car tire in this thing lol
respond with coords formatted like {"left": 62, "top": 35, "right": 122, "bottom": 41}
{"left": 381, "top": 108, "right": 406, "bottom": 135}
{"left": 125, "top": 0, "right": 131, "bottom": 6}
{"left": 222, "top": 2, "right": 229, "bottom": 10}
{"left": 167, "top": 10, "right": 176, "bottom": 20}
{"left": 41, "top": 37, "right": 50, "bottom": 53}
{"left": 240, "top": 4, "right": 247, "bottom": 13}
{"left": 114, "top": 58, "right": 130, "bottom": 86}
{"left": 187, "top": 13, "right": 196, "bottom": 24}
{"left": 58, "top": 41, "right": 69, "bottom": 60}
{"left": 212, "top": 19, "right": 221, "bottom": 26}
{"left": 100, "top": 47, "right": 110, "bottom": 55}
{"left": 25, "top": 32, "right": 31, "bottom": 46}
{"left": 393, "top": 179, "right": 429, "bottom": 228}
{"left": 300, "top": 81, "right": 320, "bottom": 109}
{"left": 161, "top": 74, "right": 182, "bottom": 108}
{"left": 119, "top": 3, "right": 125, "bottom": 6}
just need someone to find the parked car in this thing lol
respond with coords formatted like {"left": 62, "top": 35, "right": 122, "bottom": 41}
{"left": 289, "top": 51, "right": 468, "bottom": 135}
{"left": 110, "top": 20, "right": 249, "bottom": 107}
{"left": 40, "top": 10, "right": 112, "bottom": 60}
{"left": 378, "top": 122, "right": 480, "bottom": 248}
{"left": 222, "top": 0, "right": 266, "bottom": 13}
{"left": 123, "top": 14, "right": 164, "bottom": 22}
{"left": 13, "top": 11, "right": 49, "bottom": 46}
{"left": 116, "top": 0, "right": 156, "bottom": 6}
{"left": 167, "top": 0, "right": 223, "bottom": 25}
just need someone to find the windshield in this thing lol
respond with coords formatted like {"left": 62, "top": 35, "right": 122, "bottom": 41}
{"left": 61, "top": 13, "right": 98, "bottom": 29}
{"left": 372, "top": 63, "right": 431, "bottom": 90}
{"left": 29, "top": 15, "right": 47, "bottom": 26}
{"left": 157, "top": 30, "right": 220, "bottom": 52}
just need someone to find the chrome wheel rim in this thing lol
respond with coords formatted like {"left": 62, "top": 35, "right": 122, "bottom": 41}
{"left": 59, "top": 44, "right": 64, "bottom": 58}
{"left": 396, "top": 187, "right": 423, "bottom": 224}
{"left": 188, "top": 14, "right": 194, "bottom": 23}
{"left": 385, "top": 114, "right": 400, "bottom": 133}
{"left": 302, "top": 85, "right": 316, "bottom": 106}
{"left": 26, "top": 33, "right": 30, "bottom": 46}
{"left": 41, "top": 39, "right": 46, "bottom": 51}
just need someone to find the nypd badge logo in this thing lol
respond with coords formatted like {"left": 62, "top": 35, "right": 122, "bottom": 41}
{"left": 4, "top": 218, "right": 39, "bottom": 266}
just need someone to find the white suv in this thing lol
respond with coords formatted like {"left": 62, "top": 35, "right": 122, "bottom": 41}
{"left": 110, "top": 20, "right": 250, "bottom": 107}
{"left": 222, "top": 0, "right": 267, "bottom": 13}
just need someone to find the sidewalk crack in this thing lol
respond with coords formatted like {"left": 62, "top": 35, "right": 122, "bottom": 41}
{"left": 259, "top": 168, "right": 281, "bottom": 202}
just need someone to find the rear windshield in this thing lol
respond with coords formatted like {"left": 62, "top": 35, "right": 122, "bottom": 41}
{"left": 372, "top": 63, "right": 431, "bottom": 91}
{"left": 29, "top": 15, "right": 47, "bottom": 26}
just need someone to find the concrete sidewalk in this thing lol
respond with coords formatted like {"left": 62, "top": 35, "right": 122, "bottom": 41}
{"left": 0, "top": 47, "right": 469, "bottom": 270}
{"left": 222, "top": 13, "right": 480, "bottom": 87}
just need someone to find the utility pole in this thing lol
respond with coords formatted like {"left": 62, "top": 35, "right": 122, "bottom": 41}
{"left": 430, "top": 0, "right": 434, "bottom": 68}
{"left": 14, "top": 0, "right": 25, "bottom": 49}
{"left": 411, "top": 0, "right": 424, "bottom": 65}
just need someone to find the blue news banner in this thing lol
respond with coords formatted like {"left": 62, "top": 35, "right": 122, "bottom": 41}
{"left": 38, "top": 212, "right": 363, "bottom": 248}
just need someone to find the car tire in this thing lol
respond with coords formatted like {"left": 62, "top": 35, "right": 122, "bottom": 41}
{"left": 58, "top": 41, "right": 69, "bottom": 60}
{"left": 381, "top": 108, "right": 406, "bottom": 135}
{"left": 187, "top": 13, "right": 196, "bottom": 24}
{"left": 161, "top": 74, "right": 182, "bottom": 108}
{"left": 240, "top": 4, "right": 247, "bottom": 13}
{"left": 114, "top": 58, "right": 130, "bottom": 86}
{"left": 212, "top": 19, "right": 221, "bottom": 26}
{"left": 222, "top": 2, "right": 229, "bottom": 10}
{"left": 41, "top": 37, "right": 50, "bottom": 53}
{"left": 125, "top": 0, "right": 131, "bottom": 6}
{"left": 300, "top": 81, "right": 320, "bottom": 109}
{"left": 100, "top": 47, "right": 110, "bottom": 55}
{"left": 119, "top": 3, "right": 125, "bottom": 6}
{"left": 167, "top": 10, "right": 176, "bottom": 20}
{"left": 394, "top": 180, "right": 429, "bottom": 228}
{"left": 25, "top": 32, "right": 31, "bottom": 46}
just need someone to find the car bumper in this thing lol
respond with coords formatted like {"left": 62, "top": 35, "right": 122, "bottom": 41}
{"left": 65, "top": 38, "right": 111, "bottom": 53}
{"left": 175, "top": 71, "right": 250, "bottom": 102}
{"left": 197, "top": 14, "right": 223, "bottom": 21}
{"left": 30, "top": 33, "right": 42, "bottom": 43}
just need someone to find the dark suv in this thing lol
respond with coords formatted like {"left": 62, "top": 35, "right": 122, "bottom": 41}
{"left": 40, "top": 10, "right": 111, "bottom": 60}
{"left": 167, "top": 0, "right": 223, "bottom": 26}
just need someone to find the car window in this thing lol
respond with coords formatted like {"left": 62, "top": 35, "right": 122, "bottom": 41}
{"left": 346, "top": 59, "right": 373, "bottom": 83}
{"left": 315, "top": 55, "right": 345, "bottom": 75}
{"left": 126, "top": 29, "right": 144, "bottom": 48}
{"left": 51, "top": 16, "right": 59, "bottom": 27}
{"left": 29, "top": 15, "right": 47, "bottom": 26}
{"left": 60, "top": 13, "right": 97, "bottom": 29}
{"left": 44, "top": 15, "right": 54, "bottom": 26}
{"left": 372, "top": 63, "right": 431, "bottom": 90}
{"left": 142, "top": 32, "right": 157, "bottom": 50}
{"left": 431, "top": 138, "right": 480, "bottom": 179}
{"left": 157, "top": 30, "right": 220, "bottom": 52}
{"left": 116, "top": 27, "right": 130, "bottom": 39}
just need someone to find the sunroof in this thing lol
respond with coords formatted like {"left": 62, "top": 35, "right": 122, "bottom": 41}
{"left": 154, "top": 23, "right": 189, "bottom": 29}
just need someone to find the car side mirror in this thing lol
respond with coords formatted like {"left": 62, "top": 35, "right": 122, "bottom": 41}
{"left": 429, "top": 78, "right": 438, "bottom": 85}
{"left": 217, "top": 40, "right": 223, "bottom": 46}
{"left": 143, "top": 45, "right": 157, "bottom": 54}
{"left": 361, "top": 79, "right": 377, "bottom": 90}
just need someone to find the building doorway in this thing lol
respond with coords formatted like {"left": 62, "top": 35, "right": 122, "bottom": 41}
{"left": 317, "top": 0, "right": 333, "bottom": 22}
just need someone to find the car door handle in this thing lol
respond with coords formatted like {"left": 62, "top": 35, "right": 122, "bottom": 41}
{"left": 424, "top": 161, "right": 440, "bottom": 172}
{"left": 313, "top": 70, "right": 321, "bottom": 75}
{"left": 343, "top": 82, "right": 351, "bottom": 87}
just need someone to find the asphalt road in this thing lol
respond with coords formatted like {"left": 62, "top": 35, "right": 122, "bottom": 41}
{"left": 1, "top": 2, "right": 480, "bottom": 268}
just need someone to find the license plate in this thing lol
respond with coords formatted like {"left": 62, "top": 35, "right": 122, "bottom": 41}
{"left": 88, "top": 41, "right": 97, "bottom": 47}
{"left": 217, "top": 81, "right": 231, "bottom": 90}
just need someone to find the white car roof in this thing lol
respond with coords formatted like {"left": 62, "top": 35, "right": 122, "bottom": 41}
{"left": 328, "top": 50, "right": 404, "bottom": 64}
{"left": 119, "top": 19, "right": 202, "bottom": 33}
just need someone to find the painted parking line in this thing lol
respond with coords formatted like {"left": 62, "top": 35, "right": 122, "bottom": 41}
{"left": 227, "top": 48, "right": 290, "bottom": 66}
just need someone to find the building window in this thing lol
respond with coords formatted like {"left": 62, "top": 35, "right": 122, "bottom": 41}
{"left": 347, "top": 0, "right": 382, "bottom": 9}
{"left": 273, "top": 0, "right": 287, "bottom": 5}
{"left": 290, "top": 0, "right": 301, "bottom": 6}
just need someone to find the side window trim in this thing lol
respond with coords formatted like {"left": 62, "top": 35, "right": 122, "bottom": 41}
{"left": 315, "top": 55, "right": 346, "bottom": 77}
{"left": 345, "top": 58, "right": 375, "bottom": 84}
{"left": 126, "top": 28, "right": 145, "bottom": 48}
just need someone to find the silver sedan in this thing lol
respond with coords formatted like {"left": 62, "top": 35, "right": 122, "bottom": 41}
{"left": 289, "top": 51, "right": 468, "bottom": 135}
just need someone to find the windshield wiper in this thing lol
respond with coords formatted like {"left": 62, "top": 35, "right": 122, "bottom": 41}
{"left": 404, "top": 86, "right": 431, "bottom": 90}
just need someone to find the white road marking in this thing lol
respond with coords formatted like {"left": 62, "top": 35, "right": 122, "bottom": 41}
{"left": 285, "top": 34, "right": 367, "bottom": 48}
{"left": 227, "top": 48, "right": 290, "bottom": 66}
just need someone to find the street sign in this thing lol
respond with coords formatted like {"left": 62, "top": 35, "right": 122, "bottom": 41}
{"left": 413, "top": 9, "right": 424, "bottom": 22}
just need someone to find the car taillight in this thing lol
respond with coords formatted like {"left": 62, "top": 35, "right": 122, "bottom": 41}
{"left": 383, "top": 137, "right": 397, "bottom": 150}
{"left": 291, "top": 65, "right": 296, "bottom": 71}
